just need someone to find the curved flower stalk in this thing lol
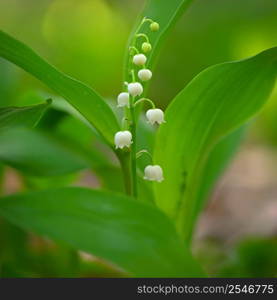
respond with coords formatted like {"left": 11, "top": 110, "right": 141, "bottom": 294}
{"left": 115, "top": 17, "right": 165, "bottom": 198}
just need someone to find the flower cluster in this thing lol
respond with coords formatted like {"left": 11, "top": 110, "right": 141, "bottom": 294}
{"left": 114, "top": 17, "right": 164, "bottom": 184}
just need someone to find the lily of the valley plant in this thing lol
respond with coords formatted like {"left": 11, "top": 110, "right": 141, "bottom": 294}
{"left": 0, "top": 0, "right": 276, "bottom": 278}
{"left": 115, "top": 17, "right": 165, "bottom": 197}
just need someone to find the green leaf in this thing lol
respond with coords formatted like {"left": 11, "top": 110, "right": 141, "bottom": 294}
{"left": 0, "top": 187, "right": 204, "bottom": 277}
{"left": 154, "top": 48, "right": 277, "bottom": 242}
{"left": 193, "top": 127, "right": 245, "bottom": 220}
{"left": 0, "top": 100, "right": 50, "bottom": 131}
{"left": 0, "top": 128, "right": 88, "bottom": 176}
{"left": 125, "top": 0, "right": 193, "bottom": 79}
{"left": 0, "top": 60, "right": 18, "bottom": 107}
{"left": 0, "top": 30, "right": 120, "bottom": 145}
{"left": 219, "top": 238, "right": 277, "bottom": 277}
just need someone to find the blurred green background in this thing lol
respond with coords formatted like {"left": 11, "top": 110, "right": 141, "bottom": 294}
{"left": 0, "top": 0, "right": 276, "bottom": 277}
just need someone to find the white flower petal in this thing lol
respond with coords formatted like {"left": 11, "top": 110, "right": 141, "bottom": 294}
{"left": 146, "top": 108, "right": 165, "bottom": 125}
{"left": 114, "top": 131, "right": 132, "bottom": 149}
{"left": 128, "top": 82, "right": 143, "bottom": 97}
{"left": 117, "top": 92, "right": 129, "bottom": 107}
{"left": 144, "top": 165, "right": 164, "bottom": 182}
{"left": 133, "top": 54, "right": 147, "bottom": 66}
{"left": 138, "top": 69, "right": 152, "bottom": 81}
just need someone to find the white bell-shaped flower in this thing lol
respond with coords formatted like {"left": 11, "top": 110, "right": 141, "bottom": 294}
{"left": 138, "top": 69, "right": 152, "bottom": 81}
{"left": 114, "top": 131, "right": 132, "bottom": 149}
{"left": 146, "top": 108, "right": 165, "bottom": 125}
{"left": 133, "top": 54, "right": 147, "bottom": 66}
{"left": 144, "top": 165, "right": 164, "bottom": 182}
{"left": 128, "top": 82, "right": 143, "bottom": 97}
{"left": 117, "top": 92, "right": 129, "bottom": 107}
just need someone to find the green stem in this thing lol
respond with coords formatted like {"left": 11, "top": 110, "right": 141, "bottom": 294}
{"left": 131, "top": 69, "right": 136, "bottom": 82}
{"left": 130, "top": 96, "right": 138, "bottom": 198}
{"left": 118, "top": 151, "right": 132, "bottom": 196}
{"left": 121, "top": 117, "right": 129, "bottom": 129}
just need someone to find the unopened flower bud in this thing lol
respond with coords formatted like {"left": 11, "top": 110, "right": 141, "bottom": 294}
{"left": 144, "top": 165, "right": 164, "bottom": 182}
{"left": 133, "top": 54, "right": 147, "bottom": 66}
{"left": 138, "top": 69, "right": 152, "bottom": 81}
{"left": 128, "top": 82, "right": 143, "bottom": 97}
{"left": 142, "top": 42, "right": 152, "bottom": 53}
{"left": 114, "top": 131, "right": 132, "bottom": 149}
{"left": 146, "top": 108, "right": 165, "bottom": 125}
{"left": 150, "top": 22, "right": 159, "bottom": 32}
{"left": 117, "top": 92, "right": 129, "bottom": 107}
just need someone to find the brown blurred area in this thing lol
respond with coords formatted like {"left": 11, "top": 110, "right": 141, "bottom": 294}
{"left": 196, "top": 143, "right": 277, "bottom": 243}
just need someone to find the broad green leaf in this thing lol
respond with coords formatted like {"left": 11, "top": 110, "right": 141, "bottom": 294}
{"left": 154, "top": 48, "right": 277, "bottom": 241}
{"left": 0, "top": 128, "right": 88, "bottom": 176}
{"left": 0, "top": 60, "right": 18, "bottom": 107}
{"left": 193, "top": 127, "right": 245, "bottom": 223}
{"left": 0, "top": 100, "right": 50, "bottom": 131}
{"left": 0, "top": 187, "right": 204, "bottom": 277}
{"left": 0, "top": 30, "right": 120, "bottom": 145}
{"left": 197, "top": 127, "right": 244, "bottom": 205}
{"left": 125, "top": 0, "right": 193, "bottom": 80}
{"left": 15, "top": 90, "right": 69, "bottom": 130}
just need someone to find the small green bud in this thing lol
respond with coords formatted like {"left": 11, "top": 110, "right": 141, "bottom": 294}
{"left": 142, "top": 42, "right": 152, "bottom": 53}
{"left": 150, "top": 22, "right": 159, "bottom": 32}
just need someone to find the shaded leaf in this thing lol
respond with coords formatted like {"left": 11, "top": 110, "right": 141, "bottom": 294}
{"left": 195, "top": 126, "right": 245, "bottom": 215}
{"left": 0, "top": 187, "right": 204, "bottom": 277}
{"left": 0, "top": 30, "right": 120, "bottom": 145}
{"left": 0, "top": 128, "right": 88, "bottom": 176}
{"left": 0, "top": 100, "right": 50, "bottom": 131}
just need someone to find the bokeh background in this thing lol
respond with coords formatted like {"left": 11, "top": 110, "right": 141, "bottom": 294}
{"left": 0, "top": 0, "right": 276, "bottom": 277}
